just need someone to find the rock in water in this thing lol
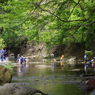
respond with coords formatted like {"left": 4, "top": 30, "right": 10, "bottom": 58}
{"left": 0, "top": 83, "right": 48, "bottom": 95}
{"left": 0, "top": 65, "right": 12, "bottom": 85}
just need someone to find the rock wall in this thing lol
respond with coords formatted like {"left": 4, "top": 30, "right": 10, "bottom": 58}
{"left": 8, "top": 42, "right": 84, "bottom": 60}
{"left": 21, "top": 43, "right": 47, "bottom": 58}
{"left": 0, "top": 65, "right": 12, "bottom": 85}
{"left": 53, "top": 43, "right": 84, "bottom": 59}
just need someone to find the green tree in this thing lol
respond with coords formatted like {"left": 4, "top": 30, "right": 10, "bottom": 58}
{"left": 0, "top": 0, "right": 95, "bottom": 55}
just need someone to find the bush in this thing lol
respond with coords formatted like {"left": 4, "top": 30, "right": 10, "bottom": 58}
{"left": 85, "top": 50, "right": 93, "bottom": 58}
{"left": 4, "top": 62, "right": 13, "bottom": 70}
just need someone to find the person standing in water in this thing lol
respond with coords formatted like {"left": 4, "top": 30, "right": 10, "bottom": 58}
{"left": 84, "top": 54, "right": 88, "bottom": 63}
{"left": 17, "top": 54, "right": 21, "bottom": 62}
{"left": 60, "top": 55, "right": 64, "bottom": 61}
{"left": 50, "top": 53, "right": 54, "bottom": 59}
{"left": 19, "top": 56, "right": 24, "bottom": 65}
{"left": 0, "top": 49, "right": 5, "bottom": 62}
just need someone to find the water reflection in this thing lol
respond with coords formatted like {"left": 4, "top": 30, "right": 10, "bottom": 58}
{"left": 84, "top": 64, "right": 88, "bottom": 74}
{"left": 84, "top": 63, "right": 95, "bottom": 74}
{"left": 13, "top": 61, "right": 92, "bottom": 95}
{"left": 17, "top": 64, "right": 29, "bottom": 77}
{"left": 51, "top": 62, "right": 54, "bottom": 72}
{"left": 60, "top": 62, "right": 64, "bottom": 70}
{"left": 94, "top": 68, "right": 95, "bottom": 72}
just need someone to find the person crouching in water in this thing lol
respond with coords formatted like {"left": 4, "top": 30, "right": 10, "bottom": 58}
{"left": 87, "top": 59, "right": 93, "bottom": 67}
{"left": 19, "top": 56, "right": 24, "bottom": 65}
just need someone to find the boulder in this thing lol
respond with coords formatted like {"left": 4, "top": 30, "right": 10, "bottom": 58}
{"left": 67, "top": 57, "right": 76, "bottom": 65}
{"left": 0, "top": 83, "right": 48, "bottom": 95}
{"left": 91, "top": 89, "right": 95, "bottom": 95}
{"left": 87, "top": 79, "right": 95, "bottom": 90}
{"left": 0, "top": 65, "right": 12, "bottom": 85}
{"left": 79, "top": 79, "right": 95, "bottom": 91}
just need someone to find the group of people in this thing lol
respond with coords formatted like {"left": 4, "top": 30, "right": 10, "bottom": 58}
{"left": 17, "top": 54, "right": 29, "bottom": 65}
{"left": 50, "top": 53, "right": 65, "bottom": 61}
{"left": 84, "top": 54, "right": 95, "bottom": 68}
{"left": 0, "top": 49, "right": 7, "bottom": 62}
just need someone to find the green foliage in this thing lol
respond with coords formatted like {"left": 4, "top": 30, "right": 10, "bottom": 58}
{"left": 0, "top": 38, "right": 6, "bottom": 49}
{"left": 4, "top": 62, "right": 13, "bottom": 70}
{"left": 0, "top": 0, "right": 8, "bottom": 3}
{"left": 85, "top": 50, "right": 93, "bottom": 58}
{"left": 0, "top": 0, "right": 95, "bottom": 53}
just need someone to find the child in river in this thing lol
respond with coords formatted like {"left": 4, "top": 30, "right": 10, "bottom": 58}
{"left": 60, "top": 55, "right": 64, "bottom": 61}
{"left": 50, "top": 53, "right": 54, "bottom": 59}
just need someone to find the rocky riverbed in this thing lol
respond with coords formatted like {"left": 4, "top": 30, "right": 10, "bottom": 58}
{"left": 12, "top": 73, "right": 95, "bottom": 91}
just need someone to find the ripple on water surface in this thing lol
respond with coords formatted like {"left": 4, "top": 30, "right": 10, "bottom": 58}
{"left": 12, "top": 63, "right": 91, "bottom": 95}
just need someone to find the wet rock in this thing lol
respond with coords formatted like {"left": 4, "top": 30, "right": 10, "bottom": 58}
{"left": 67, "top": 57, "right": 76, "bottom": 66}
{"left": 91, "top": 89, "right": 95, "bottom": 95}
{"left": 0, "top": 65, "right": 12, "bottom": 85}
{"left": 79, "top": 79, "right": 95, "bottom": 91}
{"left": 0, "top": 83, "right": 48, "bottom": 95}
{"left": 80, "top": 74, "right": 94, "bottom": 77}
{"left": 87, "top": 79, "right": 95, "bottom": 90}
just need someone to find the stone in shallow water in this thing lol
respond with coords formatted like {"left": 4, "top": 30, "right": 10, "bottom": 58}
{"left": 88, "top": 79, "right": 95, "bottom": 90}
{"left": 79, "top": 79, "right": 95, "bottom": 91}
{"left": 0, "top": 83, "right": 48, "bottom": 95}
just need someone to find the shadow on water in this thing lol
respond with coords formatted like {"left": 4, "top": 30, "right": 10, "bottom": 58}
{"left": 12, "top": 60, "right": 93, "bottom": 95}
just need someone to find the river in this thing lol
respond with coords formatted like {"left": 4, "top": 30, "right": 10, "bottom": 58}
{"left": 11, "top": 60, "right": 94, "bottom": 95}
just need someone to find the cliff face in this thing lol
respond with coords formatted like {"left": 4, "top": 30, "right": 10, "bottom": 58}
{"left": 20, "top": 43, "right": 84, "bottom": 59}
{"left": 21, "top": 43, "right": 48, "bottom": 58}
{"left": 53, "top": 43, "right": 84, "bottom": 59}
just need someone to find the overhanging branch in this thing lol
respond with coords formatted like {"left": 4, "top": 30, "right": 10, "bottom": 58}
{"left": 32, "top": 2, "right": 95, "bottom": 23}
{"left": 77, "top": 20, "right": 95, "bottom": 26}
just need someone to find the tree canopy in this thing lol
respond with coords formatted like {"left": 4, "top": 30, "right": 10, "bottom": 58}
{"left": 0, "top": 0, "right": 95, "bottom": 53}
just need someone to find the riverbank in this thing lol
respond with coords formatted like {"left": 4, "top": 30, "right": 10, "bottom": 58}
{"left": 0, "top": 55, "right": 85, "bottom": 68}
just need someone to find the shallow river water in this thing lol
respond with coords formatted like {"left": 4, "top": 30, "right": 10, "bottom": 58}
{"left": 11, "top": 60, "right": 94, "bottom": 95}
